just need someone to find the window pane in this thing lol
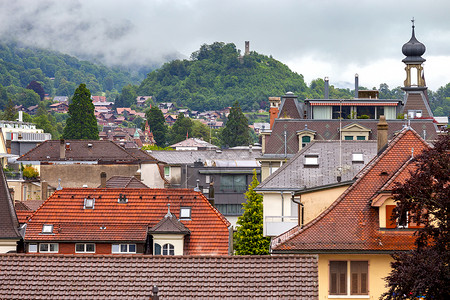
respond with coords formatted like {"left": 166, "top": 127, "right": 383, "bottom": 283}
{"left": 164, "top": 167, "right": 170, "bottom": 177}
{"left": 154, "top": 243, "right": 161, "bottom": 255}
{"left": 330, "top": 261, "right": 347, "bottom": 295}
{"left": 29, "top": 244, "right": 37, "bottom": 252}
{"left": 220, "top": 175, "right": 233, "bottom": 191}
{"left": 233, "top": 175, "right": 246, "bottom": 192}
{"left": 169, "top": 244, "right": 174, "bottom": 255}
{"left": 76, "top": 244, "right": 85, "bottom": 252}
{"left": 180, "top": 207, "right": 191, "bottom": 219}
{"left": 50, "top": 244, "right": 58, "bottom": 252}
{"left": 356, "top": 136, "right": 366, "bottom": 140}
{"left": 350, "top": 261, "right": 368, "bottom": 295}
{"left": 344, "top": 136, "right": 354, "bottom": 140}
{"left": 305, "top": 156, "right": 318, "bottom": 165}
{"left": 86, "top": 244, "right": 95, "bottom": 252}
{"left": 128, "top": 244, "right": 136, "bottom": 253}
{"left": 121, "top": 244, "right": 128, "bottom": 252}
{"left": 39, "top": 244, "right": 49, "bottom": 252}
{"left": 112, "top": 244, "right": 119, "bottom": 253}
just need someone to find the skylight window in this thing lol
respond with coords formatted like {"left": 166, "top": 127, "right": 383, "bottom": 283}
{"left": 118, "top": 194, "right": 128, "bottom": 203}
{"left": 42, "top": 224, "right": 53, "bottom": 233}
{"left": 180, "top": 207, "right": 191, "bottom": 220}
{"left": 84, "top": 197, "right": 95, "bottom": 209}
{"left": 304, "top": 155, "right": 319, "bottom": 166}
{"left": 352, "top": 153, "right": 364, "bottom": 162}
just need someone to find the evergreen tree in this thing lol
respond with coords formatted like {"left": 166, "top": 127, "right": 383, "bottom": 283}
{"left": 145, "top": 106, "right": 167, "bottom": 147}
{"left": 221, "top": 101, "right": 250, "bottom": 147}
{"left": 2, "top": 99, "right": 16, "bottom": 121}
{"left": 234, "top": 170, "right": 271, "bottom": 255}
{"left": 168, "top": 112, "right": 193, "bottom": 144}
{"left": 383, "top": 132, "right": 450, "bottom": 299}
{"left": 62, "top": 84, "right": 99, "bottom": 140}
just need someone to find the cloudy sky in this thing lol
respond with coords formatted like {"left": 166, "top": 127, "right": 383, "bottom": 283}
{"left": 1, "top": 0, "right": 449, "bottom": 90}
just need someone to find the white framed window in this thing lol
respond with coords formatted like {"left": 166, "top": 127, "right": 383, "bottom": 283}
{"left": 112, "top": 244, "right": 136, "bottom": 254}
{"left": 75, "top": 243, "right": 95, "bottom": 253}
{"left": 162, "top": 243, "right": 175, "bottom": 255}
{"left": 28, "top": 244, "right": 38, "bottom": 253}
{"left": 84, "top": 197, "right": 95, "bottom": 209}
{"left": 39, "top": 243, "right": 59, "bottom": 253}
{"left": 42, "top": 224, "right": 53, "bottom": 233}
{"left": 352, "top": 153, "right": 364, "bottom": 163}
{"left": 164, "top": 166, "right": 170, "bottom": 178}
{"left": 304, "top": 155, "right": 319, "bottom": 166}
{"left": 180, "top": 207, "right": 191, "bottom": 220}
{"left": 329, "top": 261, "right": 368, "bottom": 297}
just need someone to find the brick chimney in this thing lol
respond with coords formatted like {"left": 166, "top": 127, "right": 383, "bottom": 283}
{"left": 269, "top": 97, "right": 281, "bottom": 129}
{"left": 41, "top": 181, "right": 48, "bottom": 201}
{"left": 100, "top": 172, "right": 107, "bottom": 188}
{"left": 377, "top": 115, "right": 388, "bottom": 153}
{"left": 59, "top": 139, "right": 65, "bottom": 159}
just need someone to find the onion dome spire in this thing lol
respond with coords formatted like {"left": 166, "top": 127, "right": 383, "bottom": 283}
{"left": 402, "top": 18, "right": 426, "bottom": 63}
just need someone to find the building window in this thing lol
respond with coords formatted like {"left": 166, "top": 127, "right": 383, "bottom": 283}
{"left": 356, "top": 136, "right": 366, "bottom": 140}
{"left": 154, "top": 243, "right": 161, "bottom": 255}
{"left": 112, "top": 244, "right": 136, "bottom": 254}
{"left": 352, "top": 153, "right": 364, "bottom": 163}
{"left": 84, "top": 197, "right": 95, "bottom": 209}
{"left": 301, "top": 136, "right": 311, "bottom": 148}
{"left": 180, "top": 207, "right": 191, "bottom": 220}
{"left": 162, "top": 243, "right": 175, "bottom": 255}
{"left": 408, "top": 110, "right": 422, "bottom": 118}
{"left": 215, "top": 204, "right": 245, "bottom": 216}
{"left": 220, "top": 175, "right": 246, "bottom": 192}
{"left": 75, "top": 243, "right": 95, "bottom": 253}
{"left": 164, "top": 166, "right": 170, "bottom": 178}
{"left": 42, "top": 224, "right": 53, "bottom": 233}
{"left": 344, "top": 136, "right": 354, "bottom": 140}
{"left": 386, "top": 205, "right": 425, "bottom": 229}
{"left": 28, "top": 244, "right": 38, "bottom": 253}
{"left": 329, "top": 261, "right": 368, "bottom": 296}
{"left": 332, "top": 106, "right": 351, "bottom": 119}
{"left": 304, "top": 155, "right": 319, "bottom": 166}
{"left": 39, "top": 243, "right": 58, "bottom": 253}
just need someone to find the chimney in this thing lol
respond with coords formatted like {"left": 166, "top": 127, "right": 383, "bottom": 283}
{"left": 377, "top": 115, "right": 388, "bottom": 153}
{"left": 268, "top": 97, "right": 281, "bottom": 129}
{"left": 324, "top": 77, "right": 329, "bottom": 99}
{"left": 354, "top": 73, "right": 359, "bottom": 98}
{"left": 59, "top": 139, "right": 65, "bottom": 159}
{"left": 100, "top": 172, "right": 107, "bottom": 188}
{"left": 41, "top": 181, "right": 48, "bottom": 201}
{"left": 134, "top": 169, "right": 141, "bottom": 181}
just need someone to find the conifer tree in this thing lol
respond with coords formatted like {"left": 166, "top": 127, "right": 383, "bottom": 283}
{"left": 168, "top": 112, "right": 194, "bottom": 144}
{"left": 145, "top": 106, "right": 167, "bottom": 147}
{"left": 62, "top": 84, "right": 99, "bottom": 140}
{"left": 234, "top": 170, "right": 271, "bottom": 255}
{"left": 221, "top": 101, "right": 250, "bottom": 147}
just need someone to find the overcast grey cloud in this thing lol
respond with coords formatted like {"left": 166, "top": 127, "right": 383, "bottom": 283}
{"left": 0, "top": 0, "right": 449, "bottom": 90}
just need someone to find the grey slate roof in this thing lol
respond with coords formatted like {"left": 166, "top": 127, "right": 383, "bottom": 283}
{"left": 149, "top": 214, "right": 190, "bottom": 234}
{"left": 0, "top": 254, "right": 318, "bottom": 299}
{"left": 257, "top": 140, "right": 377, "bottom": 192}
{"left": 150, "top": 149, "right": 262, "bottom": 165}
{"left": 0, "top": 168, "right": 21, "bottom": 240}
{"left": 99, "top": 176, "right": 149, "bottom": 188}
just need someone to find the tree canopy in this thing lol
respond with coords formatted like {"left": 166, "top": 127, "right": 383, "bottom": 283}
{"left": 221, "top": 101, "right": 250, "bottom": 147}
{"left": 234, "top": 170, "right": 271, "bottom": 255}
{"left": 145, "top": 106, "right": 168, "bottom": 147}
{"left": 383, "top": 132, "right": 450, "bottom": 299}
{"left": 62, "top": 84, "right": 99, "bottom": 140}
{"left": 167, "top": 112, "right": 193, "bottom": 145}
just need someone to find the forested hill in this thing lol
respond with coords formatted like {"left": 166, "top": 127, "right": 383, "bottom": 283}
{"left": 137, "top": 42, "right": 353, "bottom": 111}
{"left": 0, "top": 42, "right": 142, "bottom": 99}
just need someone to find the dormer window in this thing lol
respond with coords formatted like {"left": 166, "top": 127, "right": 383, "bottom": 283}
{"left": 304, "top": 155, "right": 319, "bottom": 166}
{"left": 180, "top": 207, "right": 191, "bottom": 220}
{"left": 42, "top": 224, "right": 53, "bottom": 233}
{"left": 118, "top": 194, "right": 128, "bottom": 203}
{"left": 352, "top": 153, "right": 364, "bottom": 163}
{"left": 84, "top": 197, "right": 95, "bottom": 209}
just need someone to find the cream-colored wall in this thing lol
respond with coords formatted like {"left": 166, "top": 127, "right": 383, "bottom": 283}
{"left": 260, "top": 160, "right": 285, "bottom": 182}
{"left": 379, "top": 198, "right": 395, "bottom": 228}
{"left": 318, "top": 254, "right": 393, "bottom": 300}
{"left": 141, "top": 163, "right": 165, "bottom": 188}
{"left": 152, "top": 234, "right": 185, "bottom": 255}
{"left": 0, "top": 240, "right": 18, "bottom": 253}
{"left": 262, "top": 191, "right": 295, "bottom": 234}
{"left": 7, "top": 180, "right": 43, "bottom": 201}
{"left": 301, "top": 185, "right": 349, "bottom": 224}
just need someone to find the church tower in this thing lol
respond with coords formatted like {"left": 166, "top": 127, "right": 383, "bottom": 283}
{"left": 401, "top": 19, "right": 433, "bottom": 118}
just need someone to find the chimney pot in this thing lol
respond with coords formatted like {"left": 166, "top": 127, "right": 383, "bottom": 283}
{"left": 59, "top": 139, "right": 65, "bottom": 159}
{"left": 100, "top": 172, "right": 107, "bottom": 188}
{"left": 377, "top": 115, "right": 388, "bottom": 153}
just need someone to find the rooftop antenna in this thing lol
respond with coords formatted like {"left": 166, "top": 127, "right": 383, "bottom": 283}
{"left": 56, "top": 178, "right": 62, "bottom": 190}
{"left": 338, "top": 99, "right": 343, "bottom": 179}
{"left": 283, "top": 130, "right": 287, "bottom": 157}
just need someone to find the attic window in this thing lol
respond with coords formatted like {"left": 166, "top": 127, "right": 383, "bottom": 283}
{"left": 42, "top": 224, "right": 53, "bottom": 233}
{"left": 304, "top": 155, "right": 319, "bottom": 166}
{"left": 118, "top": 194, "right": 128, "bottom": 203}
{"left": 180, "top": 207, "right": 191, "bottom": 220}
{"left": 352, "top": 153, "right": 364, "bottom": 163}
{"left": 84, "top": 197, "right": 95, "bottom": 209}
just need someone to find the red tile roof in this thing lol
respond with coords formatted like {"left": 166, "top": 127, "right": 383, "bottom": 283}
{"left": 0, "top": 254, "right": 318, "bottom": 299}
{"left": 25, "top": 188, "right": 230, "bottom": 255}
{"left": 272, "top": 128, "right": 430, "bottom": 253}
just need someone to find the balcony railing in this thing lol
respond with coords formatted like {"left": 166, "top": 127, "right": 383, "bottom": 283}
{"left": 265, "top": 215, "right": 298, "bottom": 236}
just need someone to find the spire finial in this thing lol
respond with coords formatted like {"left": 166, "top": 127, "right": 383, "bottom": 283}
{"left": 411, "top": 17, "right": 415, "bottom": 28}
{"left": 165, "top": 203, "right": 172, "bottom": 218}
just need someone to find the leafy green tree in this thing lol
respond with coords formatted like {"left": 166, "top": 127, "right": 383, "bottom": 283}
{"left": 221, "top": 101, "right": 250, "bottom": 147}
{"left": 234, "top": 170, "right": 271, "bottom": 255}
{"left": 168, "top": 112, "right": 194, "bottom": 144}
{"left": 2, "top": 99, "right": 16, "bottom": 121}
{"left": 26, "top": 80, "right": 45, "bottom": 101}
{"left": 383, "top": 133, "right": 450, "bottom": 299}
{"left": 0, "top": 84, "right": 9, "bottom": 110}
{"left": 62, "top": 84, "right": 99, "bottom": 140}
{"left": 145, "top": 106, "right": 167, "bottom": 147}
{"left": 191, "top": 120, "right": 211, "bottom": 141}
{"left": 116, "top": 84, "right": 137, "bottom": 108}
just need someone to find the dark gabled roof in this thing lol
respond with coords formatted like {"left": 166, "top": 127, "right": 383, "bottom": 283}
{"left": 99, "top": 176, "right": 149, "bottom": 189}
{"left": 264, "top": 119, "right": 437, "bottom": 155}
{"left": 256, "top": 140, "right": 377, "bottom": 191}
{"left": 271, "top": 128, "right": 429, "bottom": 253}
{"left": 0, "top": 254, "right": 318, "bottom": 299}
{"left": 17, "top": 140, "right": 158, "bottom": 163}
{"left": 278, "top": 94, "right": 303, "bottom": 120}
{"left": 149, "top": 213, "right": 190, "bottom": 235}
{"left": 0, "top": 168, "right": 21, "bottom": 240}
{"left": 402, "top": 91, "right": 433, "bottom": 118}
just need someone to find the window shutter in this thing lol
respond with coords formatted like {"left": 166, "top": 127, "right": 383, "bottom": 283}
{"left": 330, "top": 261, "right": 347, "bottom": 295}
{"left": 330, "top": 273, "right": 337, "bottom": 294}
{"left": 360, "top": 273, "right": 368, "bottom": 294}
{"left": 339, "top": 273, "right": 346, "bottom": 294}
{"left": 385, "top": 205, "right": 396, "bottom": 228}
{"left": 351, "top": 273, "right": 358, "bottom": 294}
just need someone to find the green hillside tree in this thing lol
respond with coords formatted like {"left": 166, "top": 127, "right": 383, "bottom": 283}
{"left": 221, "top": 101, "right": 250, "bottom": 147}
{"left": 145, "top": 106, "right": 167, "bottom": 147}
{"left": 62, "top": 84, "right": 99, "bottom": 140}
{"left": 26, "top": 80, "right": 45, "bottom": 101}
{"left": 168, "top": 112, "right": 193, "bottom": 144}
{"left": 234, "top": 170, "right": 271, "bottom": 255}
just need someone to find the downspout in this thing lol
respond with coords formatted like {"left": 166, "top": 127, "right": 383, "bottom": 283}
{"left": 280, "top": 191, "right": 284, "bottom": 220}
{"left": 291, "top": 192, "right": 304, "bottom": 228}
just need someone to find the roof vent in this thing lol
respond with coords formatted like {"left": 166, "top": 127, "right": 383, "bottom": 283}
{"left": 82, "top": 184, "right": 88, "bottom": 188}
{"left": 118, "top": 193, "right": 128, "bottom": 203}
{"left": 65, "top": 142, "right": 71, "bottom": 151}
{"left": 87, "top": 143, "right": 93, "bottom": 148}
